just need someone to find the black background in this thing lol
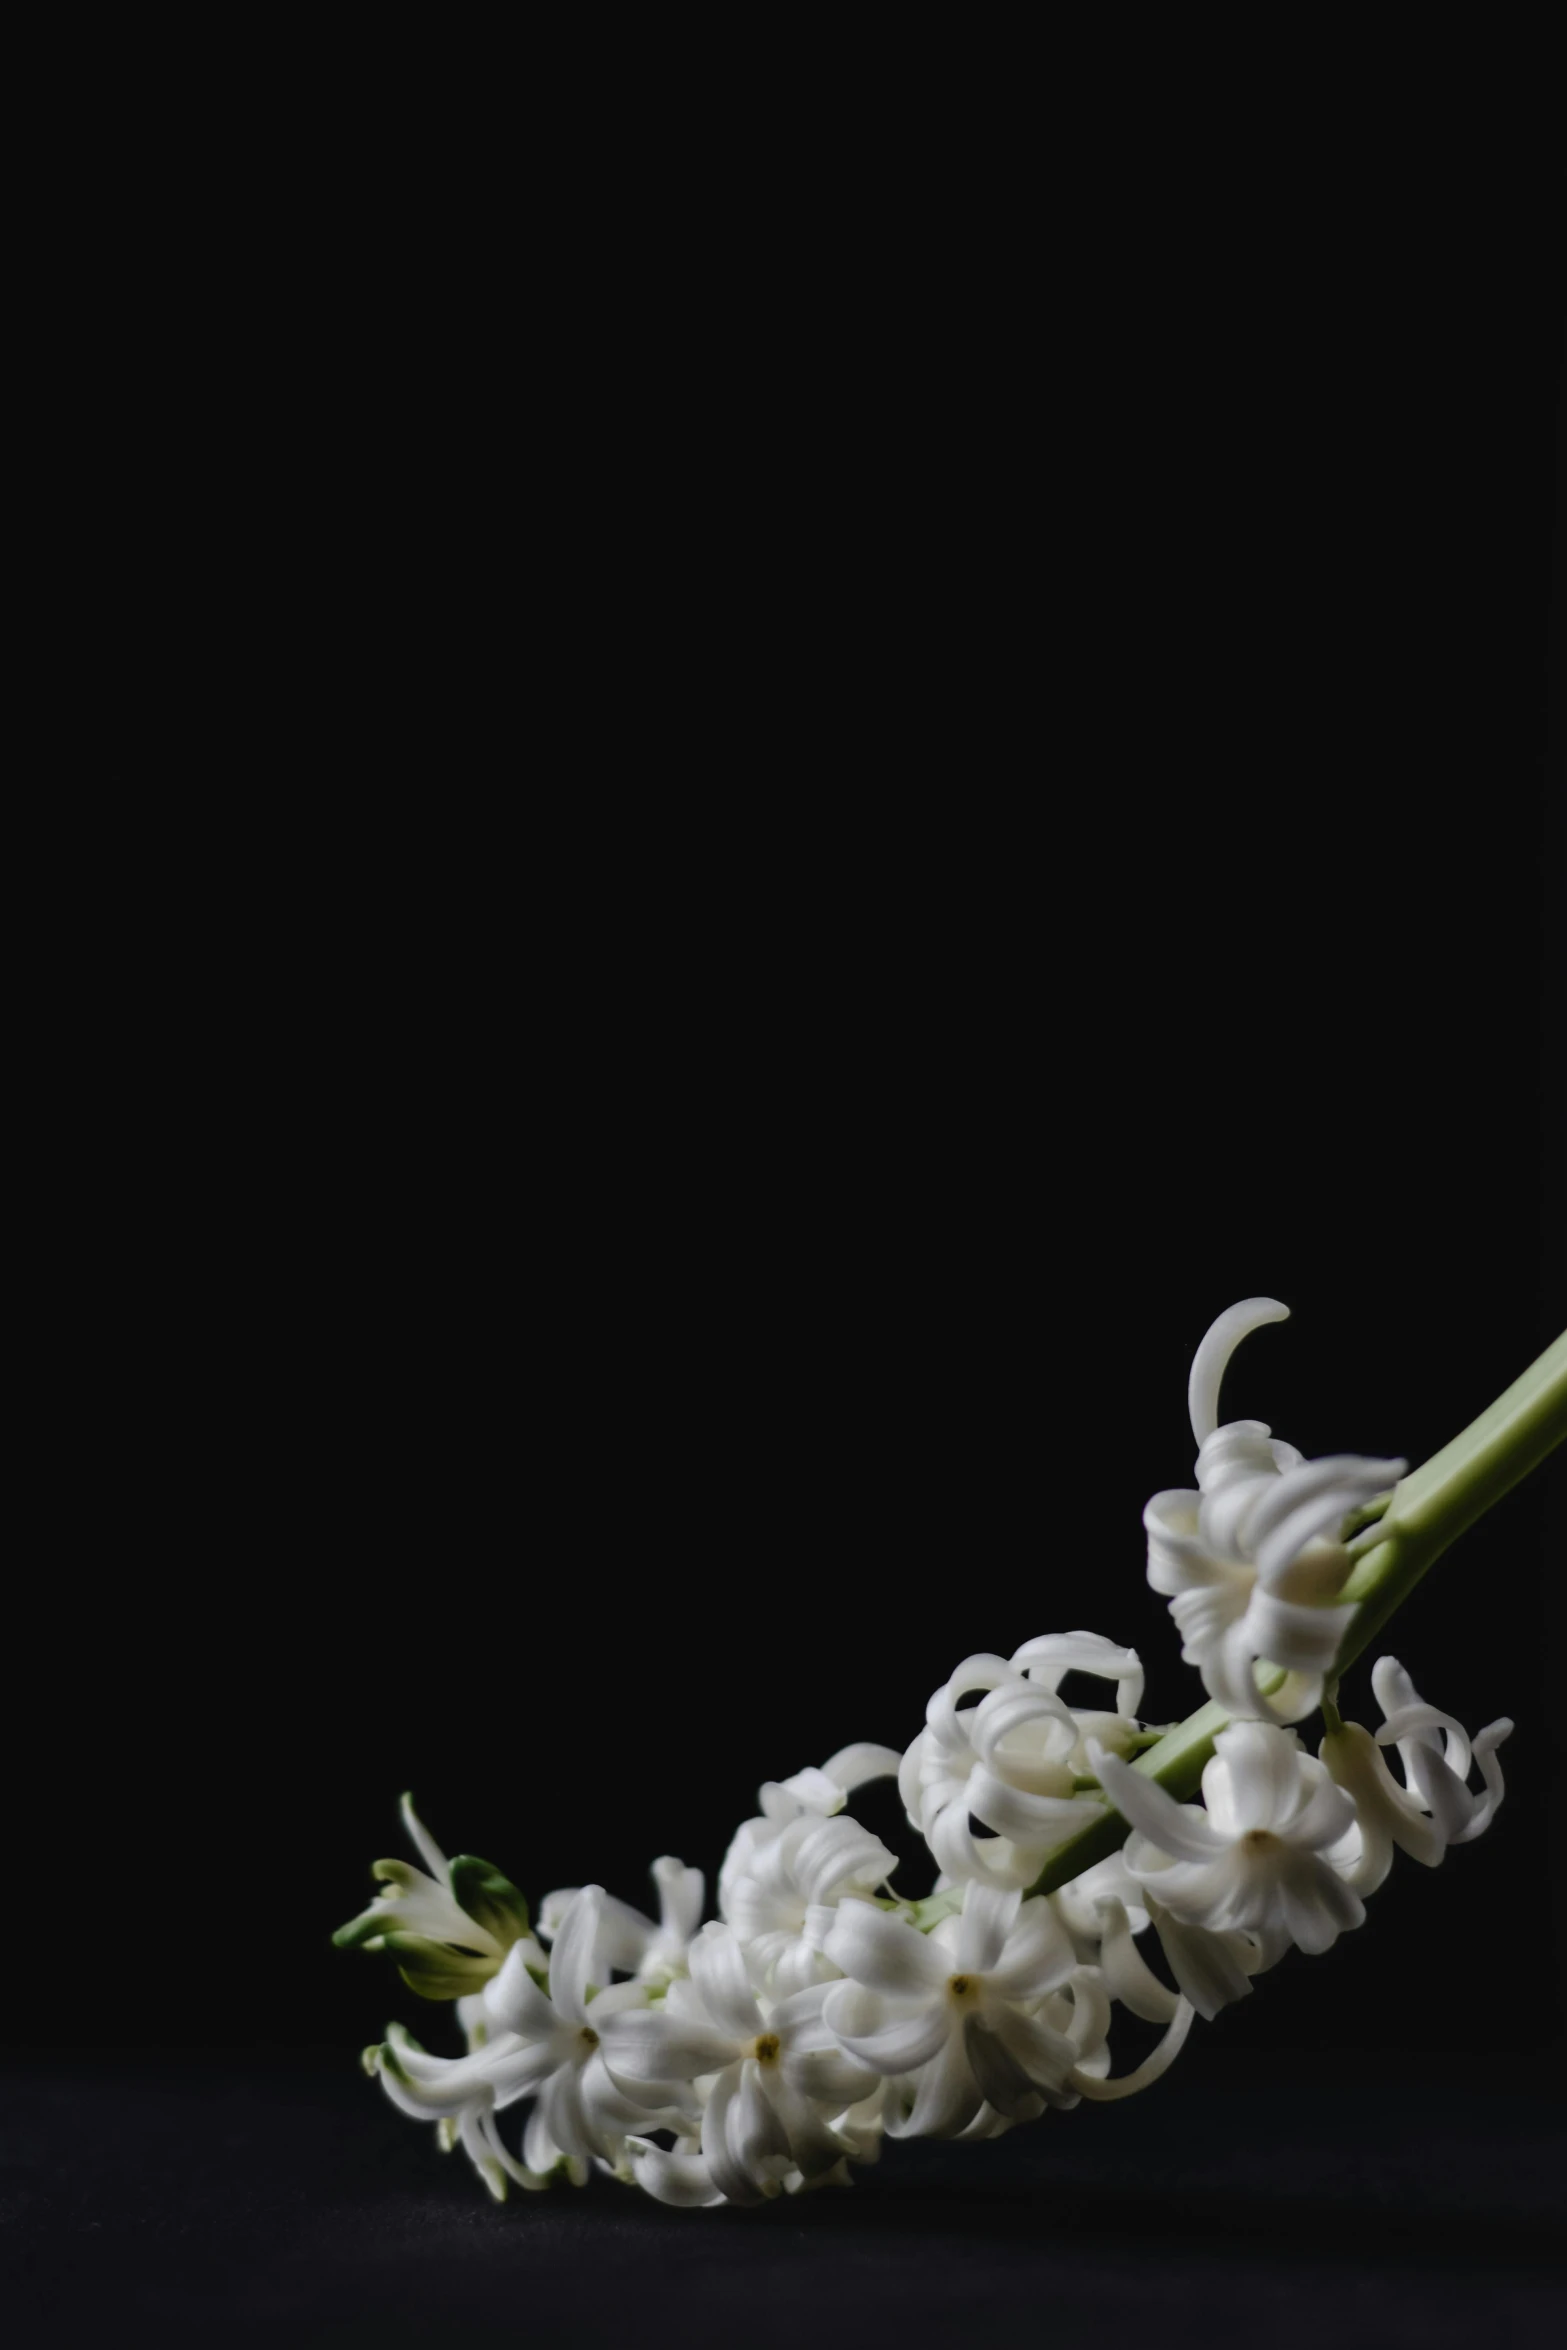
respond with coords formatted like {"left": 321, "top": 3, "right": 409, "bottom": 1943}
{"left": 8, "top": 169, "right": 1564, "bottom": 2345}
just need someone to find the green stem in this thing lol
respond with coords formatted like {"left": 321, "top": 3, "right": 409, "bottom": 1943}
{"left": 1335, "top": 1327, "right": 1567, "bottom": 1664}
{"left": 1026, "top": 1327, "right": 1567, "bottom": 1901}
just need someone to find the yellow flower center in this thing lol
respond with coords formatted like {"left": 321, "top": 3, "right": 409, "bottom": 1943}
{"left": 947, "top": 1974, "right": 979, "bottom": 2004}
{"left": 752, "top": 2032, "right": 781, "bottom": 2065}
{"left": 579, "top": 2025, "right": 600, "bottom": 2050}
{"left": 1242, "top": 1829, "right": 1280, "bottom": 1853}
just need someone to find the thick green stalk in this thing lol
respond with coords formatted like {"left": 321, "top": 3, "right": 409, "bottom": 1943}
{"left": 1026, "top": 1327, "right": 1567, "bottom": 1900}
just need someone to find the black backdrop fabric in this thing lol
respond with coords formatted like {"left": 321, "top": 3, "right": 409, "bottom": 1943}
{"left": 6, "top": 204, "right": 1564, "bottom": 2344}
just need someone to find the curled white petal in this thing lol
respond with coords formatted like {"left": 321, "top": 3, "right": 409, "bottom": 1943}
{"left": 1188, "top": 1298, "right": 1290, "bottom": 1446}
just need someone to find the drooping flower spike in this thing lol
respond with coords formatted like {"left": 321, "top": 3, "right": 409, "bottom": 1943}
{"left": 332, "top": 1295, "right": 1552, "bottom": 2207}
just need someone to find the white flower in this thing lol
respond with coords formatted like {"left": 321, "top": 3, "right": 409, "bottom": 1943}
{"left": 898, "top": 1634, "right": 1145, "bottom": 1889}
{"left": 1145, "top": 1298, "right": 1405, "bottom": 1724}
{"left": 1094, "top": 1721, "right": 1365, "bottom": 1972}
{"left": 717, "top": 1742, "right": 902, "bottom": 1916}
{"left": 1321, "top": 1657, "right": 1512, "bottom": 1892}
{"left": 598, "top": 1921, "right": 880, "bottom": 2205}
{"left": 333, "top": 1793, "right": 542, "bottom": 1998}
{"left": 723, "top": 1810, "right": 899, "bottom": 1996}
{"left": 540, "top": 1856, "right": 705, "bottom": 1990}
{"left": 367, "top": 1887, "right": 688, "bottom": 2196}
{"left": 820, "top": 1881, "right": 1187, "bottom": 2137}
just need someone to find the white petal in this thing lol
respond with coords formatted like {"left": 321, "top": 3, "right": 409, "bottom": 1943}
{"left": 820, "top": 1742, "right": 904, "bottom": 1791}
{"left": 536, "top": 1888, "right": 575, "bottom": 1943}
{"left": 1069, "top": 1998, "right": 1194, "bottom": 2099}
{"left": 728, "top": 2058, "right": 791, "bottom": 2197}
{"left": 700, "top": 2064, "right": 756, "bottom": 2205}
{"left": 539, "top": 2064, "right": 597, "bottom": 2165}
{"left": 955, "top": 1882, "right": 1021, "bottom": 1975}
{"left": 1204, "top": 1721, "right": 1309, "bottom": 1836}
{"left": 379, "top": 2035, "right": 554, "bottom": 2118}
{"left": 1009, "top": 1631, "right": 1145, "bottom": 1721}
{"left": 1321, "top": 1722, "right": 1418, "bottom": 1888}
{"left": 483, "top": 1942, "right": 559, "bottom": 2042}
{"left": 886, "top": 2027, "right": 982, "bottom": 2140}
{"left": 1143, "top": 1486, "right": 1204, "bottom": 1565}
{"left": 964, "top": 1766, "right": 1099, "bottom": 1845}
{"left": 1125, "top": 1848, "right": 1249, "bottom": 1937}
{"left": 1243, "top": 1455, "right": 1403, "bottom": 1563}
{"left": 651, "top": 1857, "right": 705, "bottom": 1943}
{"left": 688, "top": 1923, "right": 762, "bottom": 2041}
{"left": 824, "top": 1901, "right": 947, "bottom": 1997}
{"left": 1453, "top": 1719, "right": 1512, "bottom": 1843}
{"left": 1093, "top": 1747, "right": 1225, "bottom": 1859}
{"left": 897, "top": 1733, "right": 927, "bottom": 1829}
{"left": 1242, "top": 1587, "right": 1355, "bottom": 1676}
{"left": 542, "top": 1889, "right": 658, "bottom": 1970}
{"left": 1284, "top": 1763, "right": 1359, "bottom": 1853}
{"left": 766, "top": 1982, "right": 836, "bottom": 2047}
{"left": 775, "top": 1766, "right": 847, "bottom": 1814}
{"left": 522, "top": 2100, "right": 562, "bottom": 2176}
{"left": 1188, "top": 1297, "right": 1290, "bottom": 1445}
{"left": 987, "top": 1897, "right": 1078, "bottom": 2002}
{"left": 597, "top": 2008, "right": 741, "bottom": 2085}
{"left": 925, "top": 1802, "right": 1034, "bottom": 1890}
{"left": 822, "top": 1982, "right": 952, "bottom": 2075}
{"left": 587, "top": 1979, "right": 653, "bottom": 2018}
{"left": 1148, "top": 1900, "right": 1257, "bottom": 2020}
{"left": 780, "top": 2044, "right": 880, "bottom": 2108}
{"left": 548, "top": 1886, "right": 604, "bottom": 2026}
{"left": 580, "top": 2049, "right": 680, "bottom": 2143}
{"left": 1095, "top": 1897, "right": 1179, "bottom": 2023}
{"left": 925, "top": 1655, "right": 1016, "bottom": 1743}
{"left": 464, "top": 2102, "right": 548, "bottom": 2193}
{"left": 972, "top": 1679, "right": 1079, "bottom": 1763}
{"left": 962, "top": 2016, "right": 1043, "bottom": 2119}
{"left": 1061, "top": 1965, "right": 1112, "bottom": 2059}
{"left": 1277, "top": 1854, "right": 1364, "bottom": 1955}
{"left": 761, "top": 2070, "right": 847, "bottom": 2178}
{"left": 790, "top": 1813, "right": 897, "bottom": 1905}
{"left": 625, "top": 2138, "right": 725, "bottom": 2207}
{"left": 399, "top": 1793, "right": 451, "bottom": 1884}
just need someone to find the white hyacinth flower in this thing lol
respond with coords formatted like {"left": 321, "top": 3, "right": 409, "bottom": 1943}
{"left": 717, "top": 1743, "right": 902, "bottom": 1917}
{"left": 539, "top": 1857, "right": 705, "bottom": 1990}
{"left": 722, "top": 1810, "right": 899, "bottom": 1997}
{"left": 1145, "top": 1298, "right": 1405, "bottom": 1725}
{"left": 598, "top": 1921, "right": 880, "bottom": 2205}
{"left": 368, "top": 1886, "right": 688, "bottom": 2196}
{"left": 1093, "top": 1721, "right": 1364, "bottom": 1973}
{"left": 1321, "top": 1657, "right": 1513, "bottom": 1892}
{"left": 333, "top": 1794, "right": 543, "bottom": 1999}
{"left": 821, "top": 1881, "right": 1190, "bottom": 2137}
{"left": 898, "top": 1634, "right": 1145, "bottom": 1889}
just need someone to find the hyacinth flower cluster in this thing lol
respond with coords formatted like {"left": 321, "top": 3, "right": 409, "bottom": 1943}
{"left": 335, "top": 1300, "right": 1563, "bottom": 2209}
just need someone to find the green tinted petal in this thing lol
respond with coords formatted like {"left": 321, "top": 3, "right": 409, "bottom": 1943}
{"left": 333, "top": 1908, "right": 391, "bottom": 1951}
{"left": 384, "top": 1931, "right": 500, "bottom": 2000}
{"left": 448, "top": 1855, "right": 530, "bottom": 1949}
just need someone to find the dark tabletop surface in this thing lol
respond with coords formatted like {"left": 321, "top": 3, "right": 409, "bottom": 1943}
{"left": 3, "top": 2045, "right": 1563, "bottom": 2348}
